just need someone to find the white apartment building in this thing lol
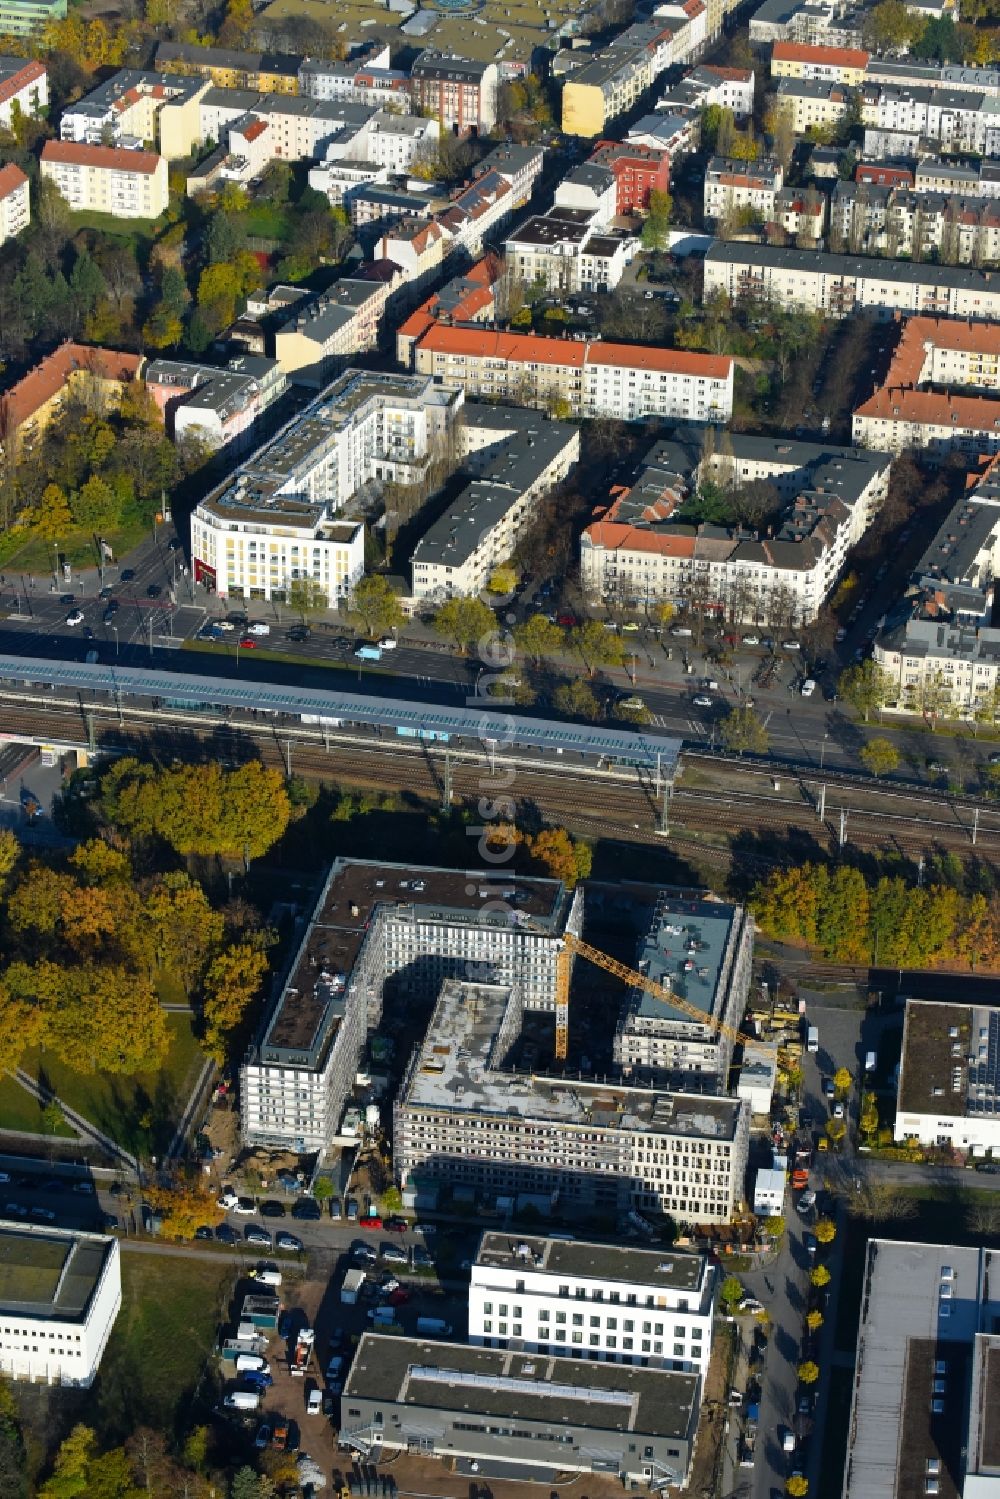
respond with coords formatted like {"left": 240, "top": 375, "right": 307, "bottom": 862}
{"left": 581, "top": 433, "right": 892, "bottom": 624}
{"left": 894, "top": 999, "right": 1000, "bottom": 1154}
{"left": 394, "top": 979, "right": 751, "bottom": 1225}
{"left": 40, "top": 140, "right": 168, "bottom": 219}
{"left": 0, "top": 163, "right": 29, "bottom": 246}
{"left": 59, "top": 68, "right": 202, "bottom": 148}
{"left": 0, "top": 56, "right": 46, "bottom": 128}
{"left": 411, "top": 409, "right": 580, "bottom": 600}
{"left": 469, "top": 1234, "right": 716, "bottom": 1375}
{"left": 704, "top": 156, "right": 783, "bottom": 225}
{"left": 191, "top": 370, "right": 460, "bottom": 602}
{"left": 613, "top": 892, "right": 753, "bottom": 1092}
{"left": 0, "top": 1225, "right": 120, "bottom": 1388}
{"left": 241, "top": 859, "right": 582, "bottom": 1153}
{"left": 505, "top": 208, "right": 636, "bottom": 296}
{"left": 703, "top": 241, "right": 1000, "bottom": 319}
{"left": 861, "top": 82, "right": 1000, "bottom": 155}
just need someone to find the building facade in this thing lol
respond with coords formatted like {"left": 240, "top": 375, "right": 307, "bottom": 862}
{"left": 0, "top": 1226, "right": 120, "bottom": 1388}
{"left": 0, "top": 55, "right": 46, "bottom": 126}
{"left": 409, "top": 52, "right": 498, "bottom": 134}
{"left": 704, "top": 156, "right": 783, "bottom": 225}
{"left": 40, "top": 140, "right": 169, "bottom": 219}
{"left": 469, "top": 1233, "right": 715, "bottom": 1375}
{"left": 0, "top": 163, "right": 29, "bottom": 246}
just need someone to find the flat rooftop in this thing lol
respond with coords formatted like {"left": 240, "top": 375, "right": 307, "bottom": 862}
{"left": 0, "top": 1226, "right": 114, "bottom": 1321}
{"left": 261, "top": 861, "right": 569, "bottom": 1064}
{"left": 401, "top": 979, "right": 744, "bottom": 1140}
{"left": 633, "top": 894, "right": 737, "bottom": 1024}
{"left": 344, "top": 1334, "right": 700, "bottom": 1439}
{"left": 475, "top": 1232, "right": 708, "bottom": 1293}
{"left": 896, "top": 999, "right": 1000, "bottom": 1122}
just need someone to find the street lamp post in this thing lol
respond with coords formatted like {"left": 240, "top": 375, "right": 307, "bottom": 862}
{"left": 820, "top": 732, "right": 829, "bottom": 771}
{"left": 52, "top": 542, "right": 60, "bottom": 590}
{"left": 112, "top": 626, "right": 119, "bottom": 659}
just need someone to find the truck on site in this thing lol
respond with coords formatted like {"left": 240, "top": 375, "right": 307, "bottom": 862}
{"left": 341, "top": 1267, "right": 366, "bottom": 1305}
{"left": 806, "top": 1024, "right": 819, "bottom": 1053}
{"left": 290, "top": 1327, "right": 315, "bottom": 1378}
{"left": 416, "top": 1317, "right": 453, "bottom": 1337}
{"left": 791, "top": 1144, "right": 811, "bottom": 1190}
{"left": 354, "top": 644, "right": 381, "bottom": 662}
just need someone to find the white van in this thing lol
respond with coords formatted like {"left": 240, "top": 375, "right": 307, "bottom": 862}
{"left": 307, "top": 1388, "right": 323, "bottom": 1415}
{"left": 800, "top": 679, "right": 816, "bottom": 697}
{"left": 225, "top": 1390, "right": 261, "bottom": 1411}
{"left": 235, "top": 1354, "right": 267, "bottom": 1373}
{"left": 252, "top": 1268, "right": 282, "bottom": 1287}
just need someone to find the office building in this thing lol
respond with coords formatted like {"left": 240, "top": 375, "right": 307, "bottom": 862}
{"left": 469, "top": 1233, "right": 715, "bottom": 1374}
{"left": 843, "top": 1239, "right": 1000, "bottom": 1499}
{"left": 703, "top": 241, "right": 1000, "bottom": 320}
{"left": 241, "top": 859, "right": 581, "bottom": 1153}
{"left": 894, "top": 999, "right": 1000, "bottom": 1153}
{"left": 191, "top": 370, "right": 461, "bottom": 602}
{"left": 411, "top": 407, "right": 580, "bottom": 600}
{"left": 613, "top": 893, "right": 753, "bottom": 1091}
{"left": 394, "top": 979, "right": 750, "bottom": 1223}
{"left": 341, "top": 1334, "right": 699, "bottom": 1488}
{"left": 0, "top": 1224, "right": 120, "bottom": 1388}
{"left": 40, "top": 141, "right": 168, "bottom": 220}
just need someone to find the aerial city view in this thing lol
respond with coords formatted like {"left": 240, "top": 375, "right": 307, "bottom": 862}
{"left": 2, "top": 0, "right": 1000, "bottom": 1491}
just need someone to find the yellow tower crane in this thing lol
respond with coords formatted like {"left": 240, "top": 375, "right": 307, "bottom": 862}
{"left": 550, "top": 930, "right": 755, "bottom": 1062}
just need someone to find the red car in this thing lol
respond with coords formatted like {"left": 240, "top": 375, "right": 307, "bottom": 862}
{"left": 385, "top": 1216, "right": 408, "bottom": 1233}
{"left": 360, "top": 1214, "right": 382, "bottom": 1230}
{"left": 556, "top": 613, "right": 576, "bottom": 627}
{"left": 239, "top": 636, "right": 257, "bottom": 649}
{"left": 388, "top": 1288, "right": 410, "bottom": 1306}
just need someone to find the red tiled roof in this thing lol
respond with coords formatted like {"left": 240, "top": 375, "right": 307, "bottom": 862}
{"left": 418, "top": 325, "right": 587, "bottom": 368}
{"left": 41, "top": 140, "right": 162, "bottom": 174}
{"left": 0, "top": 342, "right": 143, "bottom": 434}
{"left": 772, "top": 41, "right": 869, "bottom": 69}
{"left": 587, "top": 342, "right": 733, "bottom": 379}
{"left": 0, "top": 162, "right": 28, "bottom": 202}
{"left": 241, "top": 119, "right": 268, "bottom": 142}
{"left": 0, "top": 58, "right": 45, "bottom": 108}
{"left": 585, "top": 520, "right": 697, "bottom": 556}
{"left": 856, "top": 386, "right": 1000, "bottom": 428}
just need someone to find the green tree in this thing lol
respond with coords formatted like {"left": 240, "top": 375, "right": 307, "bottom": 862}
{"left": 864, "top": 0, "right": 923, "bottom": 48}
{"left": 810, "top": 1264, "right": 831, "bottom": 1288}
{"left": 721, "top": 704, "right": 769, "bottom": 755}
{"left": 514, "top": 613, "right": 565, "bottom": 662}
{"left": 433, "top": 596, "right": 496, "bottom": 654}
{"left": 838, "top": 660, "right": 895, "bottom": 721}
{"left": 797, "top": 1360, "right": 820, "bottom": 1386}
{"left": 764, "top": 1214, "right": 786, "bottom": 1241}
{"left": 640, "top": 189, "right": 673, "bottom": 251}
{"left": 860, "top": 1091, "right": 879, "bottom": 1140}
{"left": 38, "top": 1424, "right": 95, "bottom": 1499}
{"left": 814, "top": 1217, "right": 836, "bottom": 1245}
{"left": 350, "top": 575, "right": 404, "bottom": 638}
{"left": 860, "top": 736, "right": 899, "bottom": 778}
{"left": 572, "top": 619, "right": 625, "bottom": 676}
{"left": 720, "top": 1274, "right": 744, "bottom": 1312}
{"left": 287, "top": 577, "right": 329, "bottom": 621}
{"left": 312, "top": 1177, "right": 334, "bottom": 1203}
{"left": 552, "top": 679, "right": 601, "bottom": 721}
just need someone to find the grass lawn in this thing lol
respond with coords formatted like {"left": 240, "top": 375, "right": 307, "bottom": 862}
{"left": 19, "top": 1012, "right": 205, "bottom": 1156}
{"left": 95, "top": 1251, "right": 230, "bottom": 1443}
{"left": 0, "top": 519, "right": 152, "bottom": 577}
{"left": 0, "top": 1074, "right": 76, "bottom": 1137}
{"left": 65, "top": 209, "right": 162, "bottom": 246}
{"left": 244, "top": 202, "right": 293, "bottom": 241}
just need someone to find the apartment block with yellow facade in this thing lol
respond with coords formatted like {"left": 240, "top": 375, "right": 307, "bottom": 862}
{"left": 773, "top": 75, "right": 854, "bottom": 133}
{"left": 0, "top": 343, "right": 143, "bottom": 458}
{"left": 154, "top": 42, "right": 301, "bottom": 94}
{"left": 770, "top": 41, "right": 869, "bottom": 86}
{"left": 40, "top": 140, "right": 169, "bottom": 219}
{"left": 59, "top": 69, "right": 206, "bottom": 152}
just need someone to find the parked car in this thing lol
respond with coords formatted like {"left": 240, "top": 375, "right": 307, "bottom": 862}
{"left": 65, "top": 610, "right": 85, "bottom": 627}
{"left": 800, "top": 679, "right": 816, "bottom": 697}
{"left": 381, "top": 1244, "right": 408, "bottom": 1264}
{"left": 245, "top": 1227, "right": 272, "bottom": 1247}
{"left": 259, "top": 1200, "right": 285, "bottom": 1218}
{"left": 276, "top": 1232, "right": 304, "bottom": 1253}
{"left": 360, "top": 1214, "right": 383, "bottom": 1230}
{"left": 742, "top": 634, "right": 760, "bottom": 645}
{"left": 215, "top": 1223, "right": 238, "bottom": 1244}
{"left": 385, "top": 1216, "right": 408, "bottom": 1233}
{"left": 692, "top": 695, "right": 712, "bottom": 708}
{"left": 782, "top": 639, "right": 801, "bottom": 651}
{"left": 232, "top": 1197, "right": 257, "bottom": 1215}
{"left": 146, "top": 584, "right": 161, "bottom": 599}
{"left": 292, "top": 1198, "right": 322, "bottom": 1220}
{"left": 247, "top": 623, "right": 270, "bottom": 637}
{"left": 330, "top": 1197, "right": 343, "bottom": 1220}
{"left": 255, "top": 1424, "right": 271, "bottom": 1450}
{"left": 307, "top": 1389, "right": 323, "bottom": 1416}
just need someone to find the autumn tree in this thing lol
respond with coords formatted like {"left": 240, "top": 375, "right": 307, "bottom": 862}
{"left": 6, "top": 960, "right": 169, "bottom": 1075}
{"left": 833, "top": 1066, "right": 852, "bottom": 1097}
{"left": 101, "top": 759, "right": 290, "bottom": 862}
{"left": 287, "top": 576, "right": 329, "bottom": 621}
{"left": 764, "top": 1214, "right": 786, "bottom": 1240}
{"left": 826, "top": 1118, "right": 847, "bottom": 1147}
{"left": 815, "top": 1217, "right": 836, "bottom": 1244}
{"left": 202, "top": 941, "right": 270, "bottom": 1063}
{"left": 144, "top": 1178, "right": 224, "bottom": 1240}
{"left": 527, "top": 828, "right": 592, "bottom": 889}
{"left": 433, "top": 596, "right": 496, "bottom": 654}
{"left": 514, "top": 614, "right": 565, "bottom": 662}
{"left": 552, "top": 680, "right": 601, "bottom": 721}
{"left": 349, "top": 575, "right": 404, "bottom": 638}
{"left": 786, "top": 1477, "right": 809, "bottom": 1498}
{"left": 797, "top": 1360, "right": 820, "bottom": 1385}
{"left": 572, "top": 619, "right": 625, "bottom": 676}
{"left": 806, "top": 1308, "right": 824, "bottom": 1331}
{"left": 810, "top": 1264, "right": 831, "bottom": 1288}
{"left": 860, "top": 736, "right": 900, "bottom": 778}
{"left": 838, "top": 660, "right": 895, "bottom": 721}
{"left": 720, "top": 1275, "right": 744, "bottom": 1312}
{"left": 721, "top": 704, "right": 769, "bottom": 755}
{"left": 142, "top": 874, "right": 225, "bottom": 993}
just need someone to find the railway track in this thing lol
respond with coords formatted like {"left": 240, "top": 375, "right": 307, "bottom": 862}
{"left": 4, "top": 690, "right": 1000, "bottom": 865}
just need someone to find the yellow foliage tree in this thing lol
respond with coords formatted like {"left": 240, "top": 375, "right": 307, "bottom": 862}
{"left": 202, "top": 942, "right": 269, "bottom": 1063}
{"left": 144, "top": 1179, "right": 224, "bottom": 1240}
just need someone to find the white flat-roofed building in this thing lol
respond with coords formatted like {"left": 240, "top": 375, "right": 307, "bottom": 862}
{"left": 894, "top": 998, "right": 1000, "bottom": 1153}
{"left": 469, "top": 1232, "right": 715, "bottom": 1375}
{"left": 737, "top": 1042, "right": 778, "bottom": 1115}
{"left": 394, "top": 979, "right": 750, "bottom": 1225}
{"left": 843, "top": 1239, "right": 1000, "bottom": 1499}
{"left": 0, "top": 1224, "right": 121, "bottom": 1388}
{"left": 752, "top": 1166, "right": 785, "bottom": 1215}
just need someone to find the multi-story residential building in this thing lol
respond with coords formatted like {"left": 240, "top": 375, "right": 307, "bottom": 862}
{"left": 860, "top": 81, "right": 1000, "bottom": 155}
{"left": 613, "top": 892, "right": 753, "bottom": 1092}
{"left": 469, "top": 1233, "right": 716, "bottom": 1374}
{"left": 852, "top": 314, "right": 1000, "bottom": 455}
{"left": 704, "top": 156, "right": 783, "bottom": 226}
{"left": 153, "top": 42, "right": 301, "bottom": 94}
{"left": 774, "top": 76, "right": 854, "bottom": 133}
{"left": 580, "top": 433, "right": 892, "bottom": 624}
{"left": 298, "top": 45, "right": 410, "bottom": 110}
{"left": 562, "top": 45, "right": 654, "bottom": 138}
{"left": 272, "top": 268, "right": 406, "bottom": 384}
{"left": 587, "top": 140, "right": 672, "bottom": 214}
{"left": 0, "top": 55, "right": 46, "bottom": 125}
{"left": 843, "top": 1239, "right": 1000, "bottom": 1499}
{"left": 145, "top": 354, "right": 285, "bottom": 452}
{"left": 241, "top": 859, "right": 582, "bottom": 1152}
{"left": 874, "top": 453, "right": 1000, "bottom": 713}
{"left": 409, "top": 52, "right": 498, "bottom": 135}
{"left": 750, "top": 0, "right": 863, "bottom": 48}
{"left": 0, "top": 342, "right": 143, "bottom": 457}
{"left": 504, "top": 207, "right": 635, "bottom": 294}
{"left": 553, "top": 163, "right": 619, "bottom": 225}
{"left": 410, "top": 407, "right": 580, "bottom": 600}
{"left": 191, "top": 369, "right": 460, "bottom": 602}
{"left": 0, "top": 0, "right": 64, "bottom": 37}
{"left": 703, "top": 241, "right": 1000, "bottom": 319}
{"left": 59, "top": 69, "right": 203, "bottom": 149}
{"left": 660, "top": 62, "right": 756, "bottom": 121}
{"left": 394, "top": 257, "right": 497, "bottom": 366}
{"left": 394, "top": 978, "right": 750, "bottom": 1223}
{"left": 915, "top": 154, "right": 1000, "bottom": 197}
{"left": 864, "top": 57, "right": 1000, "bottom": 97}
{"left": 855, "top": 160, "right": 914, "bottom": 188}
{"left": 770, "top": 40, "right": 868, "bottom": 85}
{"left": 894, "top": 999, "right": 1000, "bottom": 1153}
{"left": 0, "top": 1224, "right": 120, "bottom": 1388}
{"left": 0, "top": 163, "right": 29, "bottom": 247}
{"left": 408, "top": 325, "right": 734, "bottom": 425}
{"left": 340, "top": 1334, "right": 700, "bottom": 1489}
{"left": 40, "top": 141, "right": 168, "bottom": 220}
{"left": 772, "top": 185, "right": 827, "bottom": 244}
{"left": 832, "top": 181, "right": 1000, "bottom": 262}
